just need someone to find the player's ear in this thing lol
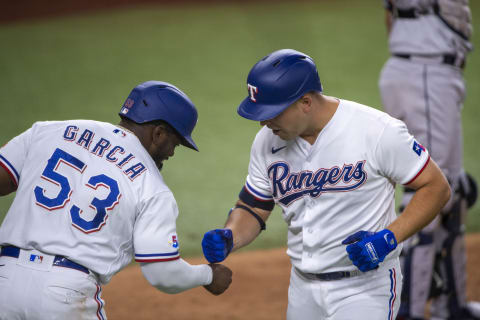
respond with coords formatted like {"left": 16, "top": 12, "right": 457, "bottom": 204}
{"left": 151, "top": 125, "right": 169, "bottom": 146}
{"left": 299, "top": 94, "right": 312, "bottom": 114}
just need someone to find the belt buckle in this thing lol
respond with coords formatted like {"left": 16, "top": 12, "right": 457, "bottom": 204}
{"left": 442, "top": 54, "right": 465, "bottom": 69}
{"left": 443, "top": 54, "right": 456, "bottom": 66}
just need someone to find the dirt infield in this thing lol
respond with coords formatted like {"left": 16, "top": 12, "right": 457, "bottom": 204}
{"left": 103, "top": 233, "right": 480, "bottom": 319}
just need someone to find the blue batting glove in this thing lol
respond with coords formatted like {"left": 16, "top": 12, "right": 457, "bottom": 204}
{"left": 341, "top": 229, "right": 397, "bottom": 272}
{"left": 202, "top": 229, "right": 233, "bottom": 263}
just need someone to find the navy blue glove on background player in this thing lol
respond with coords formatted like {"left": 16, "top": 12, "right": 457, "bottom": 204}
{"left": 202, "top": 229, "right": 234, "bottom": 263}
{"left": 342, "top": 229, "right": 397, "bottom": 272}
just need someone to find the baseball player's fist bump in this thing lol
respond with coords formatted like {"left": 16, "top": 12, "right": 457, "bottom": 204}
{"left": 203, "top": 264, "right": 233, "bottom": 295}
{"left": 202, "top": 229, "right": 233, "bottom": 263}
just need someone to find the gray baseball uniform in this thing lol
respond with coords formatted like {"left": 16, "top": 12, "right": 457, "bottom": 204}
{"left": 378, "top": 0, "right": 474, "bottom": 318}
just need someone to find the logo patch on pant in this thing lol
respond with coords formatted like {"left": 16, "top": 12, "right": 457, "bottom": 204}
{"left": 29, "top": 254, "right": 44, "bottom": 264}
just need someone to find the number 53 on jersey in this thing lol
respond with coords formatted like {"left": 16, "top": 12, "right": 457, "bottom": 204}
{"left": 34, "top": 148, "right": 121, "bottom": 233}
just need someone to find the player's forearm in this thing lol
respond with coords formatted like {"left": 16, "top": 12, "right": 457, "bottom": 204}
{"left": 388, "top": 175, "right": 450, "bottom": 243}
{"left": 224, "top": 201, "right": 271, "bottom": 251}
{"left": 225, "top": 210, "right": 262, "bottom": 251}
{"left": 140, "top": 259, "right": 212, "bottom": 294}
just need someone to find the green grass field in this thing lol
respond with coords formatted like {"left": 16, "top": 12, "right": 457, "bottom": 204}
{"left": 1, "top": 0, "right": 479, "bottom": 256}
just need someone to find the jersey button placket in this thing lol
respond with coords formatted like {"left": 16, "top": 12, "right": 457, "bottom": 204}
{"left": 303, "top": 214, "right": 316, "bottom": 262}
{"left": 307, "top": 198, "right": 314, "bottom": 208}
{"left": 301, "top": 157, "right": 316, "bottom": 263}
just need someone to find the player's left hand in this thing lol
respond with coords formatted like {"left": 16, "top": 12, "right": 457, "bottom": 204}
{"left": 341, "top": 229, "right": 397, "bottom": 272}
{"left": 203, "top": 263, "right": 233, "bottom": 295}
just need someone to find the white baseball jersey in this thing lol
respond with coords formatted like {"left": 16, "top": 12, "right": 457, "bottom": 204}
{"left": 0, "top": 120, "right": 181, "bottom": 284}
{"left": 243, "top": 99, "right": 430, "bottom": 274}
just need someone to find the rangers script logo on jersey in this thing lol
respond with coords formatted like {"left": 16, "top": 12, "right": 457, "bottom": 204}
{"left": 268, "top": 160, "right": 367, "bottom": 206}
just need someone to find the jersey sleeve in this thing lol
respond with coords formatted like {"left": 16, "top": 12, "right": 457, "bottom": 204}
{"left": 375, "top": 118, "right": 430, "bottom": 185}
{"left": 133, "top": 191, "right": 181, "bottom": 262}
{"left": 243, "top": 131, "right": 274, "bottom": 203}
{"left": 0, "top": 125, "right": 35, "bottom": 187}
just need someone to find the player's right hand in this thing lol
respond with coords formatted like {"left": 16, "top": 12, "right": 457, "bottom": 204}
{"left": 203, "top": 263, "right": 233, "bottom": 295}
{"left": 202, "top": 229, "right": 233, "bottom": 263}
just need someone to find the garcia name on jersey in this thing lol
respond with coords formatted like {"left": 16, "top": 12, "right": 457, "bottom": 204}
{"left": 63, "top": 124, "right": 147, "bottom": 181}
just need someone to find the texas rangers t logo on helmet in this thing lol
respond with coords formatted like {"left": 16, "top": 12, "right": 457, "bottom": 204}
{"left": 247, "top": 84, "right": 258, "bottom": 102}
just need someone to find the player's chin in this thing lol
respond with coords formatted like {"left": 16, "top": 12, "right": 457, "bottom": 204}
{"left": 276, "top": 132, "right": 293, "bottom": 141}
{"left": 156, "top": 160, "right": 164, "bottom": 171}
{"left": 273, "top": 129, "right": 286, "bottom": 139}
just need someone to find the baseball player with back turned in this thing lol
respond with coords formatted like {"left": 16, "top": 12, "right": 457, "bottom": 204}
{"left": 0, "top": 80, "right": 232, "bottom": 319}
{"left": 379, "top": 1, "right": 480, "bottom": 319}
{"left": 201, "top": 49, "right": 451, "bottom": 320}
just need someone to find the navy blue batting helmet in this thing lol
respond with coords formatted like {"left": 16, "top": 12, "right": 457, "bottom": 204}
{"left": 237, "top": 49, "right": 323, "bottom": 121}
{"left": 119, "top": 81, "right": 199, "bottom": 151}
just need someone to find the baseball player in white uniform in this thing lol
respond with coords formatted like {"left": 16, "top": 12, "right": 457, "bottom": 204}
{"left": 201, "top": 49, "right": 451, "bottom": 320}
{"left": 379, "top": 1, "right": 479, "bottom": 319}
{"left": 0, "top": 81, "right": 232, "bottom": 319}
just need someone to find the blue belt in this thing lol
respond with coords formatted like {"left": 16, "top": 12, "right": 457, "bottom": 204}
{"left": 295, "top": 267, "right": 361, "bottom": 281}
{"left": 0, "top": 246, "right": 89, "bottom": 275}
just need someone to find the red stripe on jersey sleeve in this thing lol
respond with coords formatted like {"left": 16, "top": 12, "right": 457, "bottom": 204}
{"left": 135, "top": 256, "right": 180, "bottom": 263}
{"left": 0, "top": 161, "right": 18, "bottom": 188}
{"left": 404, "top": 156, "right": 430, "bottom": 185}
